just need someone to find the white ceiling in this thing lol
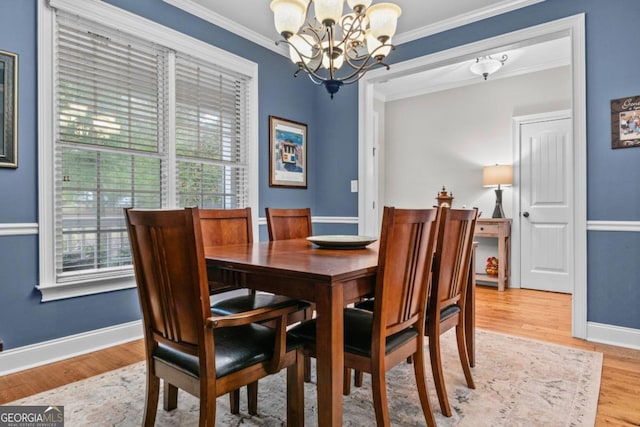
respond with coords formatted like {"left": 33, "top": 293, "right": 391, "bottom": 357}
{"left": 162, "top": 0, "right": 567, "bottom": 100}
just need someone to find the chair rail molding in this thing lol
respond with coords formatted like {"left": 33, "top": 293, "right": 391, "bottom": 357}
{"left": 0, "top": 223, "right": 39, "bottom": 236}
{"left": 587, "top": 220, "right": 640, "bottom": 232}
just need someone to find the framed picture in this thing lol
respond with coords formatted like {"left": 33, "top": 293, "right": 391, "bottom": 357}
{"left": 269, "top": 116, "right": 307, "bottom": 188}
{"left": 0, "top": 49, "right": 17, "bottom": 168}
{"left": 611, "top": 95, "right": 640, "bottom": 149}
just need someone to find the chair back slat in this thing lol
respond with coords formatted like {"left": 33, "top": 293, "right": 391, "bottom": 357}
{"left": 431, "top": 207, "right": 478, "bottom": 310}
{"left": 265, "top": 207, "right": 313, "bottom": 241}
{"left": 125, "top": 208, "right": 211, "bottom": 358}
{"left": 373, "top": 207, "right": 439, "bottom": 339}
{"left": 199, "top": 207, "right": 253, "bottom": 246}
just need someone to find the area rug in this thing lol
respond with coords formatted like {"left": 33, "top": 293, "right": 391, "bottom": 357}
{"left": 9, "top": 329, "right": 602, "bottom": 426}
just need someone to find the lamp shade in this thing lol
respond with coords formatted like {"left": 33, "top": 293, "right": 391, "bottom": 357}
{"left": 313, "top": 0, "right": 344, "bottom": 25}
{"left": 271, "top": 0, "right": 307, "bottom": 37}
{"left": 483, "top": 164, "right": 513, "bottom": 187}
{"left": 366, "top": 3, "right": 402, "bottom": 40}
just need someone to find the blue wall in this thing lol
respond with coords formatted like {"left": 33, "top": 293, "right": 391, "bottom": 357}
{"left": 0, "top": 0, "right": 639, "bottom": 351}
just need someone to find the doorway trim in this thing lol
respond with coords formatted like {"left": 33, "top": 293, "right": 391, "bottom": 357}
{"left": 358, "top": 14, "right": 587, "bottom": 338}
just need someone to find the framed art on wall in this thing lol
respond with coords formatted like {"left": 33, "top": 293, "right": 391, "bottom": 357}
{"left": 269, "top": 116, "right": 307, "bottom": 188}
{"left": 0, "top": 49, "right": 18, "bottom": 168}
{"left": 611, "top": 95, "right": 640, "bottom": 149}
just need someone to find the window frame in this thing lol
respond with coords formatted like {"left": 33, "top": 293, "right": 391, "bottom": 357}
{"left": 37, "top": 0, "right": 259, "bottom": 302}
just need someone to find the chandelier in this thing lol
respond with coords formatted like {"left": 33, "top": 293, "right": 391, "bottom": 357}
{"left": 270, "top": 0, "right": 402, "bottom": 98}
{"left": 470, "top": 55, "right": 508, "bottom": 80}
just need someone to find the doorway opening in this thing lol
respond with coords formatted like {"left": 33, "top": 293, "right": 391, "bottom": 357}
{"left": 357, "top": 14, "right": 586, "bottom": 338}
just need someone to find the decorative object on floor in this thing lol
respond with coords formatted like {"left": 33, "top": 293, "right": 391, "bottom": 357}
{"left": 470, "top": 54, "right": 508, "bottom": 80}
{"left": 10, "top": 329, "right": 602, "bottom": 426}
{"left": 435, "top": 186, "right": 454, "bottom": 207}
{"left": 610, "top": 94, "right": 640, "bottom": 149}
{"left": 0, "top": 49, "right": 18, "bottom": 168}
{"left": 483, "top": 164, "right": 512, "bottom": 218}
{"left": 270, "top": 0, "right": 401, "bottom": 98}
{"left": 485, "top": 256, "right": 499, "bottom": 276}
{"left": 269, "top": 116, "right": 308, "bottom": 188}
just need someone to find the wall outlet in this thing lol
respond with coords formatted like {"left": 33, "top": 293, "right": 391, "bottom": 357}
{"left": 350, "top": 180, "right": 358, "bottom": 193}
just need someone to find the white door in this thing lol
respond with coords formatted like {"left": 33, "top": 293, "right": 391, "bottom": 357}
{"left": 520, "top": 117, "right": 573, "bottom": 294}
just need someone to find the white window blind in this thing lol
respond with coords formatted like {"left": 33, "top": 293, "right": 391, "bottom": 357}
{"left": 174, "top": 54, "right": 249, "bottom": 209}
{"left": 49, "top": 9, "right": 252, "bottom": 286}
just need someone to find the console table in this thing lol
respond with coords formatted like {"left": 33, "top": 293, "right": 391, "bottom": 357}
{"left": 474, "top": 218, "right": 511, "bottom": 291}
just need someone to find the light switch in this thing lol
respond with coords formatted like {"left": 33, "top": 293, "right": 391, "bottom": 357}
{"left": 350, "top": 180, "right": 358, "bottom": 193}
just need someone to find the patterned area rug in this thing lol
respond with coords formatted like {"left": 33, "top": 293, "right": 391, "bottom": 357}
{"left": 10, "top": 329, "right": 602, "bottom": 426}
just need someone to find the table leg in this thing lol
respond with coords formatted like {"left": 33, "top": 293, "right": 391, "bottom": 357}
{"left": 314, "top": 285, "right": 344, "bottom": 427}
{"left": 497, "top": 232, "right": 506, "bottom": 291}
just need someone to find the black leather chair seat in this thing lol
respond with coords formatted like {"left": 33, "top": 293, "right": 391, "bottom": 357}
{"left": 211, "top": 293, "right": 309, "bottom": 316}
{"left": 154, "top": 322, "right": 301, "bottom": 379}
{"left": 355, "top": 299, "right": 460, "bottom": 323}
{"left": 287, "top": 308, "right": 418, "bottom": 357}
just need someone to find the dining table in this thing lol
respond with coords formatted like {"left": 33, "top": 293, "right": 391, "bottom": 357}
{"left": 205, "top": 237, "right": 476, "bottom": 427}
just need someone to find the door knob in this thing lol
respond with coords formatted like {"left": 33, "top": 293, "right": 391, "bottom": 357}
{"left": 522, "top": 211, "right": 530, "bottom": 218}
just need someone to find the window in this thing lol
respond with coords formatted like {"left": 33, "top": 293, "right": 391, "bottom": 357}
{"left": 38, "top": 0, "right": 258, "bottom": 301}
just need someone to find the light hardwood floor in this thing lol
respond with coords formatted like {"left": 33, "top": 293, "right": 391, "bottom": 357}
{"left": 0, "top": 286, "right": 639, "bottom": 425}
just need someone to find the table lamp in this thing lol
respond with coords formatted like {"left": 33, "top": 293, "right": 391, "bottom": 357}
{"left": 483, "top": 164, "right": 512, "bottom": 218}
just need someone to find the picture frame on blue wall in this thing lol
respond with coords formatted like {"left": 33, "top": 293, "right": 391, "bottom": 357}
{"left": 269, "top": 115, "right": 307, "bottom": 188}
{"left": 611, "top": 95, "right": 640, "bottom": 149}
{"left": 0, "top": 49, "right": 18, "bottom": 168}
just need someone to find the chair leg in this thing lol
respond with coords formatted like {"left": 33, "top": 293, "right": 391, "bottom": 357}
{"left": 247, "top": 382, "right": 259, "bottom": 415}
{"left": 371, "top": 364, "right": 391, "bottom": 427}
{"left": 429, "top": 329, "right": 452, "bottom": 417}
{"left": 456, "top": 324, "right": 475, "bottom": 389}
{"left": 229, "top": 389, "right": 240, "bottom": 414}
{"left": 303, "top": 306, "right": 314, "bottom": 383}
{"left": 355, "top": 370, "right": 364, "bottom": 387}
{"left": 143, "top": 373, "right": 160, "bottom": 427}
{"left": 343, "top": 368, "right": 352, "bottom": 395}
{"left": 201, "top": 388, "right": 216, "bottom": 427}
{"left": 412, "top": 342, "right": 437, "bottom": 427}
{"left": 304, "top": 355, "right": 312, "bottom": 382}
{"left": 287, "top": 348, "right": 305, "bottom": 427}
{"left": 163, "top": 381, "right": 178, "bottom": 411}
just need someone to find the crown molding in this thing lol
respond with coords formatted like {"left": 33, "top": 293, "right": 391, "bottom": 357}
{"left": 394, "top": 0, "right": 546, "bottom": 45}
{"left": 162, "top": 0, "right": 288, "bottom": 56}
{"left": 163, "top": 0, "right": 544, "bottom": 58}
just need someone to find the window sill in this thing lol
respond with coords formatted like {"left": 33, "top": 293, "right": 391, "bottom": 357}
{"left": 36, "top": 275, "right": 137, "bottom": 302}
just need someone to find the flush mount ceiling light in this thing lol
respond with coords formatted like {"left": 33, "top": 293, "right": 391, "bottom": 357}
{"left": 270, "top": 0, "right": 402, "bottom": 98}
{"left": 470, "top": 54, "right": 508, "bottom": 80}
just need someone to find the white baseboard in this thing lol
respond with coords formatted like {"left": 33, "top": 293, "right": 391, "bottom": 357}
{"left": 0, "top": 321, "right": 143, "bottom": 376}
{"left": 587, "top": 321, "right": 640, "bottom": 350}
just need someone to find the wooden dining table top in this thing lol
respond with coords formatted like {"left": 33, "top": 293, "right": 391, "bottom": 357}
{"left": 205, "top": 238, "right": 380, "bottom": 295}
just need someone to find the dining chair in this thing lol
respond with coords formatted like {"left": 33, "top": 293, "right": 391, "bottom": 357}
{"left": 349, "top": 207, "right": 478, "bottom": 418}
{"left": 125, "top": 207, "right": 305, "bottom": 426}
{"left": 426, "top": 206, "right": 478, "bottom": 417}
{"left": 265, "top": 207, "right": 313, "bottom": 241}
{"left": 265, "top": 207, "right": 315, "bottom": 381}
{"left": 200, "top": 207, "right": 310, "bottom": 415}
{"left": 288, "top": 206, "right": 440, "bottom": 427}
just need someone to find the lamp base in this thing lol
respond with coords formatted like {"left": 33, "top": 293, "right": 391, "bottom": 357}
{"left": 492, "top": 188, "right": 505, "bottom": 218}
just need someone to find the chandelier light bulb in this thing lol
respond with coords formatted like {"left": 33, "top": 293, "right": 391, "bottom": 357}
{"left": 288, "top": 34, "right": 314, "bottom": 64}
{"left": 366, "top": 3, "right": 401, "bottom": 41}
{"left": 313, "top": 0, "right": 345, "bottom": 25}
{"left": 271, "top": 0, "right": 308, "bottom": 38}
